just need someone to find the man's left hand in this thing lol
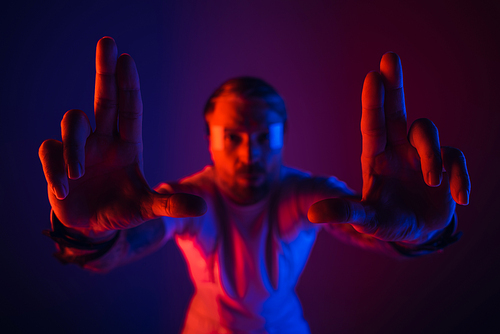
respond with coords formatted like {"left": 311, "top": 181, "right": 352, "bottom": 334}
{"left": 308, "top": 53, "right": 470, "bottom": 243}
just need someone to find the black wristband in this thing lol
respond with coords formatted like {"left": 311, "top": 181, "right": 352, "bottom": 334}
{"left": 390, "top": 214, "right": 462, "bottom": 257}
{"left": 43, "top": 212, "right": 121, "bottom": 266}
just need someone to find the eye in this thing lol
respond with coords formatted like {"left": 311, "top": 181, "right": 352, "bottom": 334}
{"left": 258, "top": 132, "right": 269, "bottom": 144}
{"left": 226, "top": 133, "right": 242, "bottom": 144}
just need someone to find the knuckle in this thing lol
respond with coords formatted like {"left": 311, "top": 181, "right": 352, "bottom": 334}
{"left": 422, "top": 150, "right": 437, "bottom": 161}
{"left": 163, "top": 195, "right": 172, "bottom": 216}
{"left": 63, "top": 144, "right": 83, "bottom": 160}
{"left": 361, "top": 124, "right": 386, "bottom": 138}
{"left": 119, "top": 109, "right": 142, "bottom": 121}
{"left": 95, "top": 97, "right": 117, "bottom": 111}
{"left": 386, "top": 110, "right": 406, "bottom": 122}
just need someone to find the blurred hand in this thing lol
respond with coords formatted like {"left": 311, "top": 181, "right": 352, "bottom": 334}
{"left": 308, "top": 53, "right": 470, "bottom": 243}
{"left": 39, "top": 37, "right": 206, "bottom": 237}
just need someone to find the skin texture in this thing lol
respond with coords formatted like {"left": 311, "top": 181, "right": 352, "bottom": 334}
{"left": 308, "top": 53, "right": 470, "bottom": 243}
{"left": 38, "top": 37, "right": 206, "bottom": 239}
{"left": 206, "top": 94, "right": 284, "bottom": 205}
{"left": 39, "top": 37, "right": 470, "bottom": 244}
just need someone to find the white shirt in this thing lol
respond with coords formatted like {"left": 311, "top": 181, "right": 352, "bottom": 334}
{"left": 156, "top": 165, "right": 351, "bottom": 333}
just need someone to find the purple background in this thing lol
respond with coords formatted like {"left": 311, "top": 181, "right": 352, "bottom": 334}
{"left": 1, "top": 0, "right": 499, "bottom": 333}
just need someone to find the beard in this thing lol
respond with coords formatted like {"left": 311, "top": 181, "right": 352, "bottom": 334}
{"left": 230, "top": 179, "right": 270, "bottom": 205}
{"left": 219, "top": 163, "right": 272, "bottom": 205}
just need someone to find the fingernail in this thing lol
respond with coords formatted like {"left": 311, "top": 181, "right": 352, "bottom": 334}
{"left": 459, "top": 189, "right": 469, "bottom": 205}
{"left": 68, "top": 161, "right": 82, "bottom": 179}
{"left": 427, "top": 171, "right": 441, "bottom": 187}
{"left": 53, "top": 184, "right": 68, "bottom": 200}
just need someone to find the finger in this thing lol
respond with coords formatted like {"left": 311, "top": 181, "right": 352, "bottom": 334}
{"left": 151, "top": 193, "right": 207, "bottom": 218}
{"left": 61, "top": 109, "right": 91, "bottom": 179}
{"left": 442, "top": 147, "right": 470, "bottom": 205}
{"left": 116, "top": 54, "right": 143, "bottom": 143}
{"left": 361, "top": 71, "right": 386, "bottom": 158}
{"left": 307, "top": 198, "right": 366, "bottom": 225}
{"left": 379, "top": 52, "right": 408, "bottom": 146}
{"left": 39, "top": 139, "right": 68, "bottom": 200}
{"left": 408, "top": 118, "right": 442, "bottom": 186}
{"left": 94, "top": 36, "right": 118, "bottom": 135}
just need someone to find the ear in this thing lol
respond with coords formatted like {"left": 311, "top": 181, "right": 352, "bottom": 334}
{"left": 206, "top": 134, "right": 217, "bottom": 164}
{"left": 206, "top": 133, "right": 211, "bottom": 150}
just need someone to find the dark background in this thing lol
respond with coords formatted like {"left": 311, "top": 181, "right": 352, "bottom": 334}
{"left": 1, "top": 0, "right": 499, "bottom": 333}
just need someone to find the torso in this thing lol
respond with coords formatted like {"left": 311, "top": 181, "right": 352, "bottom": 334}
{"left": 157, "top": 165, "right": 350, "bottom": 333}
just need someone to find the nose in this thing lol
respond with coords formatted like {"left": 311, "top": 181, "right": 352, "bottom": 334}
{"left": 240, "top": 137, "right": 261, "bottom": 164}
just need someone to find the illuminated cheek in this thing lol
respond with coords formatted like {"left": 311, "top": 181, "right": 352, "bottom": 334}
{"left": 269, "top": 123, "right": 283, "bottom": 150}
{"left": 213, "top": 151, "right": 237, "bottom": 174}
{"left": 210, "top": 126, "right": 224, "bottom": 151}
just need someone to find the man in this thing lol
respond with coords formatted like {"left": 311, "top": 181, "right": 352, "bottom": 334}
{"left": 39, "top": 37, "right": 469, "bottom": 333}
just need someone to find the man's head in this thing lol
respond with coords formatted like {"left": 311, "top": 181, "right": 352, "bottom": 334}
{"left": 204, "top": 77, "right": 287, "bottom": 205}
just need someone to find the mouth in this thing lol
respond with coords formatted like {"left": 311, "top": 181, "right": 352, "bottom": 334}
{"left": 234, "top": 164, "right": 267, "bottom": 185}
{"left": 236, "top": 171, "right": 265, "bottom": 186}
{"left": 239, "top": 172, "right": 263, "bottom": 179}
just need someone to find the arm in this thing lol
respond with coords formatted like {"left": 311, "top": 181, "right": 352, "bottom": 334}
{"left": 43, "top": 181, "right": 198, "bottom": 272}
{"left": 44, "top": 212, "right": 170, "bottom": 272}
{"left": 294, "top": 173, "right": 425, "bottom": 258}
{"left": 308, "top": 53, "right": 469, "bottom": 256}
{"left": 322, "top": 212, "right": 460, "bottom": 258}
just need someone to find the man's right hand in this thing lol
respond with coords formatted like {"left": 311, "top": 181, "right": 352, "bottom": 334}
{"left": 39, "top": 37, "right": 206, "bottom": 238}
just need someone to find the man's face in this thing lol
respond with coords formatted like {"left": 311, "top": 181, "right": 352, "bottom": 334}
{"left": 206, "top": 94, "right": 284, "bottom": 205}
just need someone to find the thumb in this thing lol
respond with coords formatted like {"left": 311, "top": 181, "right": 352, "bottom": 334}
{"left": 151, "top": 193, "right": 207, "bottom": 218}
{"left": 308, "top": 198, "right": 366, "bottom": 225}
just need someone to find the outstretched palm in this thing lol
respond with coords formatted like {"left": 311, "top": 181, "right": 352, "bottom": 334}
{"left": 309, "top": 53, "right": 469, "bottom": 243}
{"left": 39, "top": 37, "right": 206, "bottom": 236}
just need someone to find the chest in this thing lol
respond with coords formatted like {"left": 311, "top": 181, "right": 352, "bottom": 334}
{"left": 175, "top": 204, "right": 318, "bottom": 300}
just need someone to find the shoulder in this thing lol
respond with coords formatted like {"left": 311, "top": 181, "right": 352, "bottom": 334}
{"left": 279, "top": 165, "right": 353, "bottom": 196}
{"left": 273, "top": 166, "right": 354, "bottom": 237}
{"left": 154, "top": 166, "right": 217, "bottom": 239}
{"left": 154, "top": 165, "right": 216, "bottom": 195}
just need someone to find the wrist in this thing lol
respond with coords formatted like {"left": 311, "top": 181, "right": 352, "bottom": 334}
{"left": 43, "top": 211, "right": 121, "bottom": 266}
{"left": 390, "top": 213, "right": 462, "bottom": 257}
{"left": 50, "top": 211, "right": 117, "bottom": 243}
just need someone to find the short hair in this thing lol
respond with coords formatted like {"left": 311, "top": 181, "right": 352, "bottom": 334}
{"left": 203, "top": 76, "right": 287, "bottom": 134}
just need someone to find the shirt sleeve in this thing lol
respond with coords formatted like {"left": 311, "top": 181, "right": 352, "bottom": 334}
{"left": 44, "top": 210, "right": 171, "bottom": 272}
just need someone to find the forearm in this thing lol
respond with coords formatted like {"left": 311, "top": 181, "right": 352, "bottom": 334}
{"left": 44, "top": 211, "right": 168, "bottom": 272}
{"left": 323, "top": 213, "right": 461, "bottom": 259}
